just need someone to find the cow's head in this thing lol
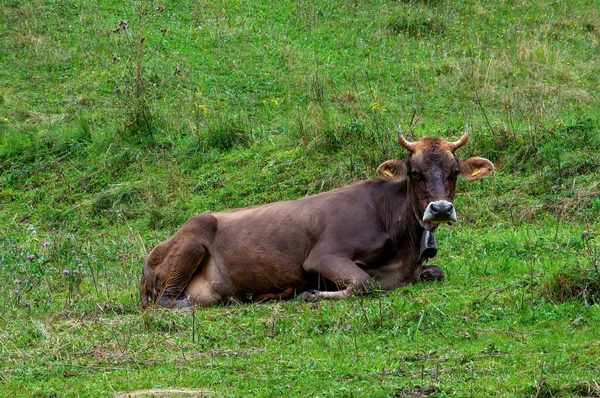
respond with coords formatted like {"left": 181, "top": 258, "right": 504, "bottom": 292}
{"left": 377, "top": 125, "right": 494, "bottom": 231}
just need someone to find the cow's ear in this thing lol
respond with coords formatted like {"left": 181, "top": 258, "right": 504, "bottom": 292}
{"left": 459, "top": 157, "right": 494, "bottom": 181}
{"left": 377, "top": 160, "right": 407, "bottom": 182}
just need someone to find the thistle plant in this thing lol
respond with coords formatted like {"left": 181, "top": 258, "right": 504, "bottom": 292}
{"left": 63, "top": 253, "right": 84, "bottom": 306}
{"left": 112, "top": 1, "right": 170, "bottom": 144}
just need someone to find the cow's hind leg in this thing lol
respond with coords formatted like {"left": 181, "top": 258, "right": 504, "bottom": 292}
{"left": 140, "top": 242, "right": 207, "bottom": 309}
{"left": 139, "top": 214, "right": 217, "bottom": 310}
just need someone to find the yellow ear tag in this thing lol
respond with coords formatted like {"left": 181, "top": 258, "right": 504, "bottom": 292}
{"left": 471, "top": 168, "right": 482, "bottom": 177}
{"left": 384, "top": 169, "right": 393, "bottom": 177}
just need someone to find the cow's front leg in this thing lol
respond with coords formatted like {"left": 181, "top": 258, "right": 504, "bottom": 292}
{"left": 300, "top": 254, "right": 374, "bottom": 301}
{"left": 419, "top": 265, "right": 444, "bottom": 282}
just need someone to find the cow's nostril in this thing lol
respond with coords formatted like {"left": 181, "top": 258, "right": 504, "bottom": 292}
{"left": 423, "top": 200, "right": 457, "bottom": 223}
{"left": 432, "top": 202, "right": 452, "bottom": 214}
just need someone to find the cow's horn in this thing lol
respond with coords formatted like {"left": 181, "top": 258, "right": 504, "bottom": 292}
{"left": 397, "top": 124, "right": 415, "bottom": 152}
{"left": 450, "top": 124, "right": 469, "bottom": 152}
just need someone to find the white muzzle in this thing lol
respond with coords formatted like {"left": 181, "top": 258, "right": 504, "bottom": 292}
{"left": 423, "top": 200, "right": 457, "bottom": 224}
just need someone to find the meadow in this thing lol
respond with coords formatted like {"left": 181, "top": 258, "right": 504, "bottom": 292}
{"left": 1, "top": 0, "right": 599, "bottom": 396}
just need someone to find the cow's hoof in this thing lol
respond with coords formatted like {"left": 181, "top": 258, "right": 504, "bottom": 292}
{"left": 158, "top": 295, "right": 194, "bottom": 309}
{"left": 297, "top": 289, "right": 320, "bottom": 302}
{"left": 419, "top": 266, "right": 445, "bottom": 282}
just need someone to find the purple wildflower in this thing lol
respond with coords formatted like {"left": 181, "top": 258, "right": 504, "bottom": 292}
{"left": 73, "top": 269, "right": 79, "bottom": 274}
{"left": 583, "top": 231, "right": 590, "bottom": 238}
{"left": 43, "top": 241, "right": 50, "bottom": 247}
{"left": 63, "top": 269, "right": 70, "bottom": 274}
{"left": 13, "top": 279, "right": 21, "bottom": 284}
{"left": 13, "top": 289, "right": 20, "bottom": 294}
{"left": 71, "top": 250, "right": 77, "bottom": 254}
{"left": 112, "top": 20, "right": 128, "bottom": 33}
{"left": 461, "top": 316, "right": 468, "bottom": 321}
{"left": 113, "top": 88, "right": 120, "bottom": 94}
{"left": 26, "top": 254, "right": 35, "bottom": 260}
{"left": 77, "top": 263, "right": 83, "bottom": 268}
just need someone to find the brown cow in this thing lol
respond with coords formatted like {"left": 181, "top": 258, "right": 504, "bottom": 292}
{"left": 139, "top": 127, "right": 494, "bottom": 309}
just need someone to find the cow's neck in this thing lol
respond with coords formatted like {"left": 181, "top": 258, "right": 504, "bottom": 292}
{"left": 374, "top": 179, "right": 424, "bottom": 258}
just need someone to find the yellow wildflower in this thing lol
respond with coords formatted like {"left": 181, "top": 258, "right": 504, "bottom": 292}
{"left": 370, "top": 102, "right": 387, "bottom": 112}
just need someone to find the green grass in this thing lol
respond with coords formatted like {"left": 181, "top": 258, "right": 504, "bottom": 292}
{"left": 1, "top": 0, "right": 600, "bottom": 396}
{"left": 2, "top": 222, "right": 600, "bottom": 396}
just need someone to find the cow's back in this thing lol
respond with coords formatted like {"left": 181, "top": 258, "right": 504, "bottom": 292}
{"left": 203, "top": 181, "right": 383, "bottom": 299}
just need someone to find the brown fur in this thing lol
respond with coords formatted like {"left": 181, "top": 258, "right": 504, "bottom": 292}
{"left": 139, "top": 135, "right": 493, "bottom": 309}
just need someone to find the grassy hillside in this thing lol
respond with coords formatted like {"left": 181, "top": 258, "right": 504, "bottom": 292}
{"left": 1, "top": 0, "right": 599, "bottom": 396}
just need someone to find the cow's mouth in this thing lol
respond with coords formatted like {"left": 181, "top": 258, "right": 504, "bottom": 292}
{"left": 422, "top": 200, "right": 457, "bottom": 224}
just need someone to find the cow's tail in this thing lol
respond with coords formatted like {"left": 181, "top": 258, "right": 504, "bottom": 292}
{"left": 139, "top": 255, "right": 156, "bottom": 311}
{"left": 139, "top": 273, "right": 150, "bottom": 310}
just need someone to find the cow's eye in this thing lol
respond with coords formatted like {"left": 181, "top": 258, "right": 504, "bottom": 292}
{"left": 449, "top": 170, "right": 460, "bottom": 180}
{"left": 410, "top": 171, "right": 424, "bottom": 181}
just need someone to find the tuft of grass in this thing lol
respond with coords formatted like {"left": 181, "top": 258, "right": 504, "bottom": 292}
{"left": 387, "top": 10, "right": 446, "bottom": 39}
{"left": 548, "top": 269, "right": 600, "bottom": 305}
{"left": 544, "top": 231, "right": 600, "bottom": 305}
{"left": 202, "top": 113, "right": 255, "bottom": 152}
